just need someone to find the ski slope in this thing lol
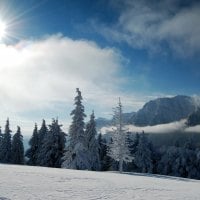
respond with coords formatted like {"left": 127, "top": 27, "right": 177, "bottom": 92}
{"left": 0, "top": 164, "right": 200, "bottom": 200}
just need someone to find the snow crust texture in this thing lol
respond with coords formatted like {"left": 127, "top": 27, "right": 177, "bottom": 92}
{"left": 0, "top": 164, "right": 200, "bottom": 200}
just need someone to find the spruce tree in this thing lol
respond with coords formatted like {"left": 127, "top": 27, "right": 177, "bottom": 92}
{"left": 62, "top": 88, "right": 90, "bottom": 170}
{"left": 85, "top": 111, "right": 101, "bottom": 170}
{"left": 69, "top": 88, "right": 86, "bottom": 145}
{"left": 108, "top": 98, "right": 133, "bottom": 172}
{"left": 0, "top": 127, "right": 3, "bottom": 161}
{"left": 37, "top": 119, "right": 48, "bottom": 165}
{"left": 195, "top": 150, "right": 200, "bottom": 179}
{"left": 0, "top": 127, "right": 2, "bottom": 145}
{"left": 39, "top": 119, "right": 66, "bottom": 168}
{"left": 98, "top": 133, "right": 112, "bottom": 171}
{"left": 25, "top": 124, "right": 39, "bottom": 165}
{"left": 126, "top": 133, "right": 140, "bottom": 171}
{"left": 180, "top": 138, "right": 197, "bottom": 178}
{"left": 157, "top": 146, "right": 180, "bottom": 176}
{"left": 134, "top": 132, "right": 153, "bottom": 173}
{"left": 11, "top": 126, "right": 24, "bottom": 164}
{"left": 0, "top": 119, "right": 12, "bottom": 163}
{"left": 0, "top": 126, "right": 2, "bottom": 144}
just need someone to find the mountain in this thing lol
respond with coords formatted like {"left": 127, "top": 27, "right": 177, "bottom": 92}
{"left": 186, "top": 107, "right": 200, "bottom": 126}
{"left": 134, "top": 95, "right": 196, "bottom": 126}
{"left": 95, "top": 117, "right": 111, "bottom": 130}
{"left": 122, "top": 112, "right": 136, "bottom": 124}
{"left": 97, "top": 95, "right": 197, "bottom": 129}
{"left": 1, "top": 164, "right": 200, "bottom": 199}
{"left": 96, "top": 112, "right": 136, "bottom": 130}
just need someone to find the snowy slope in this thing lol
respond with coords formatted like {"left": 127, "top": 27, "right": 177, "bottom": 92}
{"left": 0, "top": 164, "right": 200, "bottom": 200}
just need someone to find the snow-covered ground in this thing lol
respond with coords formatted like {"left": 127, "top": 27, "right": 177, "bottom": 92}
{"left": 0, "top": 164, "right": 200, "bottom": 200}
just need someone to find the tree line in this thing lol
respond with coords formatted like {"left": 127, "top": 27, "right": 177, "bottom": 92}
{"left": 0, "top": 88, "right": 200, "bottom": 180}
{"left": 0, "top": 120, "right": 24, "bottom": 164}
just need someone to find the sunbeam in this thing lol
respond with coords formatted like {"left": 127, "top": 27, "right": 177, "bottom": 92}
{"left": 0, "top": 19, "right": 6, "bottom": 40}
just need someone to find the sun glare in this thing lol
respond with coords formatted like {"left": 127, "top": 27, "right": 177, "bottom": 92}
{"left": 0, "top": 20, "right": 6, "bottom": 40}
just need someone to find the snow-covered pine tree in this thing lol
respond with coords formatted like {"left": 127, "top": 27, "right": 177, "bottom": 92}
{"left": 157, "top": 146, "right": 180, "bottom": 176}
{"left": 107, "top": 98, "right": 133, "bottom": 173}
{"left": 180, "top": 138, "right": 198, "bottom": 179}
{"left": 195, "top": 150, "right": 200, "bottom": 179}
{"left": 25, "top": 124, "right": 39, "bottom": 165}
{"left": 85, "top": 111, "right": 101, "bottom": 170}
{"left": 36, "top": 119, "right": 48, "bottom": 166}
{"left": 62, "top": 88, "right": 90, "bottom": 170}
{"left": 0, "top": 119, "right": 12, "bottom": 163}
{"left": 11, "top": 126, "right": 24, "bottom": 164}
{"left": 0, "top": 126, "right": 3, "bottom": 161}
{"left": 134, "top": 131, "right": 153, "bottom": 173}
{"left": 69, "top": 88, "right": 86, "bottom": 145}
{"left": 39, "top": 119, "right": 66, "bottom": 168}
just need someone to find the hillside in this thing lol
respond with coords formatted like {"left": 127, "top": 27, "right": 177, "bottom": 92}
{"left": 0, "top": 165, "right": 200, "bottom": 200}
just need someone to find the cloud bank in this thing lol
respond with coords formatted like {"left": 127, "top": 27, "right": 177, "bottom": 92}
{"left": 101, "top": 119, "right": 200, "bottom": 134}
{"left": 98, "top": 0, "right": 200, "bottom": 56}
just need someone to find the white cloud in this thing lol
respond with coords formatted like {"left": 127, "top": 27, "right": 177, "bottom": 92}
{"left": 97, "top": 0, "right": 200, "bottom": 56}
{"left": 185, "top": 125, "right": 200, "bottom": 133}
{"left": 0, "top": 35, "right": 122, "bottom": 111}
{"left": 191, "top": 95, "right": 200, "bottom": 110}
{"left": 0, "top": 34, "right": 150, "bottom": 134}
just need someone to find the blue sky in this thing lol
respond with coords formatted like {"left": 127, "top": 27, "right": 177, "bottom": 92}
{"left": 0, "top": 0, "right": 200, "bottom": 134}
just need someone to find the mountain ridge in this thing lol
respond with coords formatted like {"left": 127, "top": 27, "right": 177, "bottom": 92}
{"left": 96, "top": 95, "right": 197, "bottom": 128}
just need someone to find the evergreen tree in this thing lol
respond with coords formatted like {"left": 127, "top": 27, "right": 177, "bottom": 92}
{"left": 134, "top": 132, "right": 153, "bottom": 173}
{"left": 107, "top": 98, "right": 133, "bottom": 172}
{"left": 0, "top": 127, "right": 2, "bottom": 148}
{"left": 69, "top": 88, "right": 86, "bottom": 145}
{"left": 184, "top": 136, "right": 195, "bottom": 150}
{"left": 0, "top": 127, "right": 2, "bottom": 144}
{"left": 98, "top": 133, "right": 112, "bottom": 171}
{"left": 62, "top": 88, "right": 90, "bottom": 170}
{"left": 11, "top": 126, "right": 24, "bottom": 164}
{"left": 0, "top": 119, "right": 12, "bottom": 163}
{"left": 149, "top": 141, "right": 158, "bottom": 174}
{"left": 179, "top": 138, "right": 198, "bottom": 178}
{"left": 131, "top": 133, "right": 140, "bottom": 154}
{"left": 25, "top": 124, "right": 39, "bottom": 165}
{"left": 157, "top": 146, "right": 180, "bottom": 176}
{"left": 39, "top": 119, "right": 66, "bottom": 168}
{"left": 195, "top": 150, "right": 200, "bottom": 179}
{"left": 85, "top": 111, "right": 101, "bottom": 170}
{"left": 126, "top": 133, "right": 140, "bottom": 171}
{"left": 0, "top": 127, "right": 3, "bottom": 161}
{"left": 157, "top": 143, "right": 199, "bottom": 179}
{"left": 37, "top": 119, "right": 48, "bottom": 165}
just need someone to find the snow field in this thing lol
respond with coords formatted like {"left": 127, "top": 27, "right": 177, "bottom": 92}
{"left": 0, "top": 164, "right": 200, "bottom": 200}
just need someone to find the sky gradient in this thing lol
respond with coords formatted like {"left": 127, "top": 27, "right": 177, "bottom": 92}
{"left": 0, "top": 0, "right": 200, "bottom": 135}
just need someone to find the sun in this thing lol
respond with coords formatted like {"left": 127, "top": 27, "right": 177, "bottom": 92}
{"left": 0, "top": 20, "right": 6, "bottom": 40}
